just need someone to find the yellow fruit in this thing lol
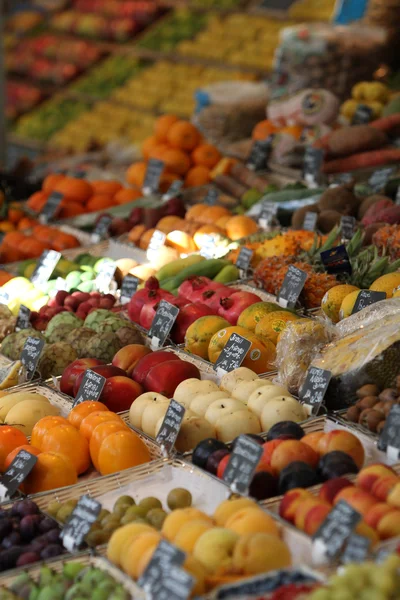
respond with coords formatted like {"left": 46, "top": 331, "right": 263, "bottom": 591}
{"left": 185, "top": 315, "right": 230, "bottom": 360}
{"left": 393, "top": 289, "right": 400, "bottom": 298}
{"left": 237, "top": 302, "right": 281, "bottom": 332}
{"left": 233, "top": 533, "right": 291, "bottom": 575}
{"left": 5, "top": 400, "right": 60, "bottom": 436}
{"left": 321, "top": 284, "right": 360, "bottom": 323}
{"left": 254, "top": 311, "right": 298, "bottom": 345}
{"left": 214, "top": 497, "right": 256, "bottom": 527}
{"left": 107, "top": 523, "right": 154, "bottom": 566}
{"left": 121, "top": 531, "right": 161, "bottom": 579}
{"left": 370, "top": 273, "right": 400, "bottom": 298}
{"left": 339, "top": 289, "right": 367, "bottom": 320}
{"left": 0, "top": 392, "right": 49, "bottom": 421}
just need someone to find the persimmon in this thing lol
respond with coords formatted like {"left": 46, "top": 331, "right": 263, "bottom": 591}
{"left": 89, "top": 420, "right": 129, "bottom": 471}
{"left": 31, "top": 416, "right": 69, "bottom": 449}
{"left": 185, "top": 166, "right": 211, "bottom": 188}
{"left": 0, "top": 271, "right": 13, "bottom": 285}
{"left": 162, "top": 148, "right": 191, "bottom": 176}
{"left": 192, "top": 143, "right": 221, "bottom": 169}
{"left": 41, "top": 424, "right": 90, "bottom": 475}
{"left": 126, "top": 162, "right": 147, "bottom": 188}
{"left": 0, "top": 427, "right": 28, "bottom": 471}
{"left": 159, "top": 172, "right": 180, "bottom": 193}
{"left": 79, "top": 411, "right": 124, "bottom": 442}
{"left": 4, "top": 445, "right": 41, "bottom": 470}
{"left": 114, "top": 188, "right": 142, "bottom": 205}
{"left": 142, "top": 135, "right": 160, "bottom": 160}
{"left": 3, "top": 231, "right": 27, "bottom": 249}
{"left": 59, "top": 201, "right": 86, "bottom": 219}
{"left": 42, "top": 173, "right": 65, "bottom": 192}
{"left": 68, "top": 401, "right": 109, "bottom": 429}
{"left": 53, "top": 177, "right": 93, "bottom": 204}
{"left": 17, "top": 217, "right": 35, "bottom": 231}
{"left": 86, "top": 194, "right": 115, "bottom": 212}
{"left": 51, "top": 232, "right": 80, "bottom": 251}
{"left": 154, "top": 114, "right": 179, "bottom": 142}
{"left": 20, "top": 238, "right": 48, "bottom": 258}
{"left": 167, "top": 121, "right": 200, "bottom": 151}
{"left": 97, "top": 429, "right": 151, "bottom": 476}
{"left": 27, "top": 191, "right": 50, "bottom": 212}
{"left": 23, "top": 452, "right": 77, "bottom": 494}
{"left": 0, "top": 222, "right": 15, "bottom": 233}
{"left": 91, "top": 180, "right": 123, "bottom": 196}
{"left": 7, "top": 206, "right": 25, "bottom": 224}
{"left": 252, "top": 119, "right": 277, "bottom": 141}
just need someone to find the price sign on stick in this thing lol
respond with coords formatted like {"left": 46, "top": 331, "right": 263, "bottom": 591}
{"left": 138, "top": 540, "right": 188, "bottom": 597}
{"left": 342, "top": 534, "right": 370, "bottom": 564}
{"left": 15, "top": 305, "right": 31, "bottom": 332}
{"left": 302, "top": 211, "right": 317, "bottom": 231}
{"left": 303, "top": 147, "right": 324, "bottom": 188}
{"left": 259, "top": 202, "right": 277, "bottom": 229}
{"left": 300, "top": 366, "right": 331, "bottom": 415}
{"left": 21, "top": 337, "right": 45, "bottom": 381}
{"left": 378, "top": 405, "right": 400, "bottom": 460}
{"left": 369, "top": 167, "right": 395, "bottom": 193}
{"left": 0, "top": 450, "right": 38, "bottom": 502}
{"left": 203, "top": 187, "right": 219, "bottom": 206}
{"left": 247, "top": 136, "right": 274, "bottom": 171}
{"left": 92, "top": 214, "right": 112, "bottom": 242}
{"left": 156, "top": 399, "right": 186, "bottom": 456}
{"left": 277, "top": 265, "right": 307, "bottom": 309}
{"left": 341, "top": 216, "right": 356, "bottom": 241}
{"left": 223, "top": 434, "right": 263, "bottom": 495}
{"left": 351, "top": 105, "right": 374, "bottom": 125}
{"left": 162, "top": 179, "right": 183, "bottom": 201}
{"left": 30, "top": 250, "right": 61, "bottom": 288}
{"left": 73, "top": 369, "right": 106, "bottom": 406}
{"left": 235, "top": 247, "right": 253, "bottom": 276}
{"left": 143, "top": 159, "right": 164, "bottom": 195}
{"left": 147, "top": 230, "right": 166, "bottom": 261}
{"left": 94, "top": 260, "right": 116, "bottom": 294}
{"left": 40, "top": 192, "right": 64, "bottom": 222}
{"left": 214, "top": 333, "right": 251, "bottom": 377}
{"left": 148, "top": 300, "right": 179, "bottom": 349}
{"left": 61, "top": 495, "right": 101, "bottom": 552}
{"left": 120, "top": 274, "right": 140, "bottom": 304}
{"left": 351, "top": 290, "right": 386, "bottom": 314}
{"left": 313, "top": 500, "right": 362, "bottom": 561}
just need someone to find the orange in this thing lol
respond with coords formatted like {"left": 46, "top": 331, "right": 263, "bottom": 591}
{"left": 0, "top": 271, "right": 13, "bottom": 285}
{"left": 91, "top": 180, "right": 123, "bottom": 196}
{"left": 192, "top": 144, "right": 221, "bottom": 169}
{"left": 167, "top": 121, "right": 200, "bottom": 151}
{"left": 97, "top": 429, "right": 151, "bottom": 476}
{"left": 185, "top": 204, "right": 207, "bottom": 221}
{"left": 142, "top": 135, "right": 160, "bottom": 160}
{"left": 68, "top": 401, "right": 109, "bottom": 429}
{"left": 53, "top": 177, "right": 93, "bottom": 204}
{"left": 156, "top": 215, "right": 184, "bottom": 233}
{"left": 31, "top": 416, "right": 69, "bottom": 449}
{"left": 154, "top": 114, "right": 179, "bottom": 142}
{"left": 162, "top": 148, "right": 191, "bottom": 176}
{"left": 225, "top": 215, "right": 259, "bottom": 241}
{"left": 23, "top": 452, "right": 77, "bottom": 494}
{"left": 185, "top": 165, "right": 211, "bottom": 188}
{"left": 79, "top": 411, "right": 125, "bottom": 442}
{"left": 51, "top": 234, "right": 80, "bottom": 252}
{"left": 216, "top": 215, "right": 231, "bottom": 230}
{"left": 89, "top": 420, "right": 129, "bottom": 471}
{"left": 252, "top": 119, "right": 277, "bottom": 141}
{"left": 0, "top": 427, "right": 29, "bottom": 471}
{"left": 148, "top": 144, "right": 169, "bottom": 161}
{"left": 27, "top": 191, "right": 49, "bottom": 212}
{"left": 4, "top": 445, "right": 41, "bottom": 471}
{"left": 17, "top": 217, "right": 35, "bottom": 231}
{"left": 42, "top": 173, "right": 65, "bottom": 192}
{"left": 114, "top": 188, "right": 142, "bottom": 205}
{"left": 280, "top": 125, "right": 303, "bottom": 140}
{"left": 59, "top": 201, "right": 86, "bottom": 219}
{"left": 126, "top": 162, "right": 147, "bottom": 188}
{"left": 7, "top": 206, "right": 25, "bottom": 224}
{"left": 19, "top": 238, "right": 48, "bottom": 258}
{"left": 40, "top": 424, "right": 90, "bottom": 475}
{"left": 3, "top": 231, "right": 26, "bottom": 249}
{"left": 86, "top": 194, "right": 115, "bottom": 212}
{"left": 255, "top": 311, "right": 299, "bottom": 345}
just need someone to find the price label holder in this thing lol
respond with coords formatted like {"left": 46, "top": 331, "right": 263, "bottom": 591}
{"left": 143, "top": 159, "right": 164, "bottom": 196}
{"left": 313, "top": 500, "right": 362, "bottom": 562}
{"left": 15, "top": 305, "right": 31, "bottom": 332}
{"left": 351, "top": 104, "right": 374, "bottom": 125}
{"left": 73, "top": 369, "right": 106, "bottom": 406}
{"left": 320, "top": 244, "right": 352, "bottom": 275}
{"left": 120, "top": 274, "right": 140, "bottom": 304}
{"left": 235, "top": 247, "right": 253, "bottom": 278}
{"left": 30, "top": 250, "right": 61, "bottom": 288}
{"left": 378, "top": 405, "right": 400, "bottom": 460}
{"left": 199, "top": 234, "right": 216, "bottom": 259}
{"left": 156, "top": 399, "right": 185, "bottom": 456}
{"left": 94, "top": 259, "right": 116, "bottom": 294}
{"left": 342, "top": 534, "right": 370, "bottom": 564}
{"left": 91, "top": 214, "right": 113, "bottom": 243}
{"left": 0, "top": 290, "right": 9, "bottom": 305}
{"left": 138, "top": 540, "right": 188, "bottom": 598}
{"left": 351, "top": 290, "right": 386, "bottom": 315}
{"left": 299, "top": 366, "right": 331, "bottom": 416}
{"left": 258, "top": 202, "right": 278, "bottom": 229}
{"left": 203, "top": 187, "right": 219, "bottom": 206}
{"left": 148, "top": 300, "right": 179, "bottom": 349}
{"left": 214, "top": 333, "right": 251, "bottom": 379}
{"left": 162, "top": 179, "right": 183, "bottom": 201}
{"left": 147, "top": 230, "right": 166, "bottom": 261}
{"left": 277, "top": 265, "right": 307, "bottom": 309}
{"left": 369, "top": 167, "right": 395, "bottom": 193}
{"left": 0, "top": 449, "right": 38, "bottom": 502}
{"left": 247, "top": 135, "right": 274, "bottom": 171}
{"left": 39, "top": 192, "right": 64, "bottom": 223}
{"left": 61, "top": 495, "right": 101, "bottom": 552}
{"left": 302, "top": 147, "right": 324, "bottom": 188}
{"left": 21, "top": 336, "right": 45, "bottom": 381}
{"left": 223, "top": 434, "right": 263, "bottom": 495}
{"left": 341, "top": 216, "right": 356, "bottom": 242}
{"left": 302, "top": 211, "right": 317, "bottom": 231}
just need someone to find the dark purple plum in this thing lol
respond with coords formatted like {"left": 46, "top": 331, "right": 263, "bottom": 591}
{"left": 318, "top": 451, "right": 359, "bottom": 481}
{"left": 40, "top": 544, "right": 63, "bottom": 560}
{"left": 0, "top": 519, "right": 12, "bottom": 539}
{"left": 206, "top": 449, "right": 230, "bottom": 475}
{"left": 2, "top": 531, "right": 21, "bottom": 549}
{"left": 28, "top": 539, "right": 46, "bottom": 554}
{"left": 39, "top": 517, "right": 58, "bottom": 533}
{"left": 266, "top": 421, "right": 304, "bottom": 442}
{"left": 192, "top": 439, "right": 227, "bottom": 470}
{"left": 11, "top": 500, "right": 39, "bottom": 517}
{"left": 0, "top": 547, "right": 24, "bottom": 571}
{"left": 42, "top": 529, "right": 61, "bottom": 544}
{"left": 249, "top": 471, "right": 279, "bottom": 500}
{"left": 279, "top": 461, "right": 319, "bottom": 494}
{"left": 16, "top": 552, "right": 40, "bottom": 567}
{"left": 20, "top": 515, "right": 41, "bottom": 542}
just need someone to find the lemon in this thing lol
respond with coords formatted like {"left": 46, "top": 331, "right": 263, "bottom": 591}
{"left": 321, "top": 284, "right": 360, "bottom": 323}
{"left": 370, "top": 273, "right": 400, "bottom": 298}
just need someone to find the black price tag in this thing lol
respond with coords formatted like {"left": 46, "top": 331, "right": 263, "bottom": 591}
{"left": 0, "top": 290, "right": 9, "bottom": 305}
{"left": 223, "top": 434, "right": 263, "bottom": 495}
{"left": 320, "top": 244, "right": 352, "bottom": 275}
{"left": 92, "top": 214, "right": 113, "bottom": 242}
{"left": 162, "top": 179, "right": 183, "bottom": 201}
{"left": 378, "top": 405, "right": 400, "bottom": 459}
{"left": 0, "top": 449, "right": 38, "bottom": 502}
{"left": 214, "top": 333, "right": 251, "bottom": 376}
{"left": 147, "top": 230, "right": 166, "bottom": 260}
{"left": 30, "top": 250, "right": 61, "bottom": 288}
{"left": 259, "top": 202, "right": 278, "bottom": 229}
{"left": 21, "top": 336, "right": 45, "bottom": 381}
{"left": 341, "top": 216, "right": 356, "bottom": 241}
{"left": 299, "top": 366, "right": 331, "bottom": 415}
{"left": 342, "top": 534, "right": 370, "bottom": 564}
{"left": 138, "top": 540, "right": 186, "bottom": 594}
{"left": 235, "top": 247, "right": 253, "bottom": 275}
{"left": 156, "top": 399, "right": 185, "bottom": 455}
{"left": 277, "top": 265, "right": 307, "bottom": 309}
{"left": 303, "top": 147, "right": 324, "bottom": 188}
{"left": 120, "top": 274, "right": 140, "bottom": 304}
{"left": 203, "top": 187, "right": 219, "bottom": 206}
{"left": 94, "top": 259, "right": 116, "bottom": 294}
{"left": 148, "top": 300, "right": 179, "bottom": 349}
{"left": 313, "top": 500, "right": 362, "bottom": 560}
{"left": 351, "top": 290, "right": 386, "bottom": 315}
{"left": 247, "top": 135, "right": 274, "bottom": 171}
{"left": 74, "top": 369, "right": 106, "bottom": 406}
{"left": 143, "top": 159, "right": 164, "bottom": 195}
{"left": 40, "top": 191, "right": 64, "bottom": 222}
{"left": 61, "top": 495, "right": 101, "bottom": 552}
{"left": 15, "top": 305, "right": 31, "bottom": 332}
{"left": 369, "top": 167, "right": 395, "bottom": 193}
{"left": 351, "top": 104, "right": 374, "bottom": 125}
{"left": 302, "top": 211, "right": 317, "bottom": 231}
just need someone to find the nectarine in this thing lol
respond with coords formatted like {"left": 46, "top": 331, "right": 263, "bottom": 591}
{"left": 279, "top": 488, "right": 313, "bottom": 523}
{"left": 333, "top": 487, "right": 377, "bottom": 517}
{"left": 318, "top": 477, "right": 354, "bottom": 504}
{"left": 364, "top": 502, "right": 393, "bottom": 530}
{"left": 112, "top": 344, "right": 152, "bottom": 376}
{"left": 317, "top": 430, "right": 365, "bottom": 470}
{"left": 356, "top": 463, "right": 397, "bottom": 494}
{"left": 270, "top": 440, "right": 319, "bottom": 474}
{"left": 376, "top": 509, "right": 400, "bottom": 540}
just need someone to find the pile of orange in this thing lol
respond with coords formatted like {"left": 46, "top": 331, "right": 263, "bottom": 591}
{"left": 127, "top": 115, "right": 222, "bottom": 191}
{"left": 0, "top": 224, "right": 81, "bottom": 263}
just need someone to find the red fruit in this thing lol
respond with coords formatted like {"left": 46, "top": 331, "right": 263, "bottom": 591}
{"left": 201, "top": 287, "right": 234, "bottom": 312}
{"left": 139, "top": 289, "right": 176, "bottom": 330}
{"left": 178, "top": 276, "right": 225, "bottom": 303}
{"left": 98, "top": 297, "right": 115, "bottom": 309}
{"left": 144, "top": 360, "right": 200, "bottom": 396}
{"left": 71, "top": 292, "right": 91, "bottom": 303}
{"left": 87, "top": 298, "right": 101, "bottom": 307}
{"left": 72, "top": 365, "right": 127, "bottom": 397}
{"left": 55, "top": 290, "right": 69, "bottom": 306}
{"left": 90, "top": 292, "right": 102, "bottom": 298}
{"left": 64, "top": 297, "right": 80, "bottom": 311}
{"left": 100, "top": 376, "right": 143, "bottom": 412}
{"left": 217, "top": 291, "right": 262, "bottom": 325}
{"left": 132, "top": 351, "right": 181, "bottom": 385}
{"left": 217, "top": 453, "right": 231, "bottom": 479}
{"left": 170, "top": 302, "right": 214, "bottom": 344}
{"left": 47, "top": 298, "right": 57, "bottom": 308}
{"left": 128, "top": 277, "right": 162, "bottom": 324}
{"left": 60, "top": 358, "right": 105, "bottom": 396}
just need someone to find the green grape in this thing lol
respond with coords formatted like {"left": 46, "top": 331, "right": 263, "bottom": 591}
{"left": 370, "top": 571, "right": 395, "bottom": 595}
{"left": 309, "top": 589, "right": 331, "bottom": 600}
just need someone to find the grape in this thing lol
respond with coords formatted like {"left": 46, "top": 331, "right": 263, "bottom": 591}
{"left": 309, "top": 589, "right": 331, "bottom": 600}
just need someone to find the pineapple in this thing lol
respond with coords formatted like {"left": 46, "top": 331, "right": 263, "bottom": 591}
{"left": 373, "top": 225, "right": 400, "bottom": 260}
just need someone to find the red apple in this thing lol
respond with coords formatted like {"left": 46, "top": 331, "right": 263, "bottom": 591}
{"left": 60, "top": 358, "right": 105, "bottom": 396}
{"left": 132, "top": 351, "right": 181, "bottom": 385}
{"left": 72, "top": 364, "right": 127, "bottom": 397}
{"left": 144, "top": 360, "right": 200, "bottom": 396}
{"left": 170, "top": 302, "right": 214, "bottom": 344}
{"left": 112, "top": 344, "right": 152, "bottom": 376}
{"left": 100, "top": 376, "right": 143, "bottom": 412}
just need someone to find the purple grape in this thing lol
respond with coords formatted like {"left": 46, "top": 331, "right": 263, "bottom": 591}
{"left": 20, "top": 515, "right": 41, "bottom": 542}
{"left": 39, "top": 516, "right": 58, "bottom": 533}
{"left": 2, "top": 531, "right": 21, "bottom": 549}
{"left": 43, "top": 529, "right": 61, "bottom": 544}
{"left": 40, "top": 544, "right": 63, "bottom": 560}
{"left": 0, "top": 519, "right": 12, "bottom": 539}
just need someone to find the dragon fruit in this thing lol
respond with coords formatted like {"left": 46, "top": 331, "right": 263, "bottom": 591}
{"left": 363, "top": 205, "right": 400, "bottom": 226}
{"left": 217, "top": 291, "right": 262, "bottom": 325}
{"left": 362, "top": 198, "right": 394, "bottom": 226}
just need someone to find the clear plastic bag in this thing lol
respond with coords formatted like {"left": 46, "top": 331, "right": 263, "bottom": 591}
{"left": 336, "top": 298, "right": 400, "bottom": 338}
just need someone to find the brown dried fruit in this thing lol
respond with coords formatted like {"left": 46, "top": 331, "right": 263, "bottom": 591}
{"left": 378, "top": 388, "right": 398, "bottom": 402}
{"left": 317, "top": 210, "right": 342, "bottom": 234}
{"left": 395, "top": 374, "right": 400, "bottom": 392}
{"left": 317, "top": 186, "right": 359, "bottom": 216}
{"left": 346, "top": 405, "right": 361, "bottom": 422}
{"left": 356, "top": 384, "right": 380, "bottom": 399}
{"left": 373, "top": 401, "right": 386, "bottom": 413}
{"left": 359, "top": 408, "right": 384, "bottom": 431}
{"left": 376, "top": 420, "right": 386, "bottom": 434}
{"left": 357, "top": 396, "right": 379, "bottom": 410}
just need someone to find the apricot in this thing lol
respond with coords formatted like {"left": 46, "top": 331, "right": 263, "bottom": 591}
{"left": 318, "top": 477, "right": 354, "bottom": 504}
{"left": 107, "top": 523, "right": 153, "bottom": 566}
{"left": 184, "top": 556, "right": 207, "bottom": 596}
{"left": 174, "top": 519, "right": 213, "bottom": 553}
{"left": 213, "top": 497, "right": 256, "bottom": 527}
{"left": 371, "top": 476, "right": 398, "bottom": 501}
{"left": 317, "top": 430, "right": 365, "bottom": 469}
{"left": 121, "top": 531, "right": 161, "bottom": 578}
{"left": 303, "top": 503, "right": 331, "bottom": 536}
{"left": 365, "top": 502, "right": 393, "bottom": 530}
{"left": 301, "top": 431, "right": 326, "bottom": 454}
{"left": 279, "top": 488, "right": 313, "bottom": 523}
{"left": 270, "top": 440, "right": 319, "bottom": 474}
{"left": 355, "top": 520, "right": 379, "bottom": 546}
{"left": 225, "top": 507, "right": 280, "bottom": 537}
{"left": 376, "top": 510, "right": 400, "bottom": 540}
{"left": 161, "top": 508, "right": 212, "bottom": 541}
{"left": 387, "top": 481, "right": 400, "bottom": 509}
{"left": 356, "top": 463, "right": 397, "bottom": 493}
{"left": 232, "top": 533, "right": 291, "bottom": 575}
{"left": 334, "top": 487, "right": 377, "bottom": 517}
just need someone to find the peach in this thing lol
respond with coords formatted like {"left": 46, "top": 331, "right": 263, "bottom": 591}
{"left": 100, "top": 376, "right": 143, "bottom": 413}
{"left": 294, "top": 499, "right": 329, "bottom": 531}
{"left": 121, "top": 531, "right": 161, "bottom": 578}
{"left": 355, "top": 520, "right": 379, "bottom": 546}
{"left": 318, "top": 477, "right": 354, "bottom": 504}
{"left": 225, "top": 507, "right": 280, "bottom": 537}
{"left": 214, "top": 497, "right": 256, "bottom": 527}
{"left": 232, "top": 533, "right": 291, "bottom": 575}
{"left": 387, "top": 481, "right": 400, "bottom": 509}
{"left": 364, "top": 502, "right": 393, "bottom": 529}
{"left": 112, "top": 344, "right": 152, "bottom": 376}
{"left": 371, "top": 476, "right": 398, "bottom": 501}
{"left": 317, "top": 430, "right": 365, "bottom": 469}
{"left": 193, "top": 528, "right": 239, "bottom": 574}
{"left": 301, "top": 431, "right": 326, "bottom": 454}
{"left": 174, "top": 519, "right": 213, "bottom": 553}
{"left": 279, "top": 488, "right": 313, "bottom": 523}
{"left": 162, "top": 508, "right": 212, "bottom": 541}
{"left": 377, "top": 510, "right": 400, "bottom": 540}
{"left": 107, "top": 522, "right": 153, "bottom": 566}
{"left": 334, "top": 487, "right": 377, "bottom": 517}
{"left": 303, "top": 503, "right": 331, "bottom": 536}
{"left": 261, "top": 440, "right": 284, "bottom": 471}
{"left": 356, "top": 463, "right": 397, "bottom": 493}
{"left": 270, "top": 440, "right": 319, "bottom": 474}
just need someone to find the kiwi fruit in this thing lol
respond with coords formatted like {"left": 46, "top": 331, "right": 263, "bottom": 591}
{"left": 317, "top": 210, "right": 342, "bottom": 233}
{"left": 318, "top": 186, "right": 360, "bottom": 215}
{"left": 291, "top": 203, "right": 319, "bottom": 229}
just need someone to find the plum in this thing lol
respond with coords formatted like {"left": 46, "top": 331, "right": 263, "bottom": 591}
{"left": 39, "top": 516, "right": 58, "bottom": 534}
{"left": 20, "top": 515, "right": 41, "bottom": 542}
{"left": 40, "top": 544, "right": 63, "bottom": 560}
{"left": 42, "top": 529, "right": 61, "bottom": 544}
{"left": 192, "top": 438, "right": 227, "bottom": 470}
{"left": 206, "top": 449, "right": 230, "bottom": 475}
{"left": 16, "top": 552, "right": 40, "bottom": 567}
{"left": 318, "top": 451, "right": 359, "bottom": 481}
{"left": 0, "top": 547, "right": 24, "bottom": 571}
{"left": 249, "top": 471, "right": 279, "bottom": 500}
{"left": 266, "top": 421, "right": 304, "bottom": 442}
{"left": 279, "top": 461, "right": 319, "bottom": 494}
{"left": 0, "top": 519, "right": 12, "bottom": 540}
{"left": 2, "top": 531, "right": 21, "bottom": 549}
{"left": 11, "top": 500, "right": 39, "bottom": 517}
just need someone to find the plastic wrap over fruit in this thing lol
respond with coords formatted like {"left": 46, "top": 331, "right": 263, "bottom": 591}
{"left": 336, "top": 297, "right": 400, "bottom": 339}
{"left": 275, "top": 318, "right": 335, "bottom": 394}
